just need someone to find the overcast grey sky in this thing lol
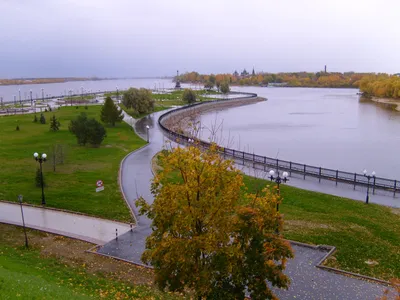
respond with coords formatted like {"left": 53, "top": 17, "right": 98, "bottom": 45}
{"left": 1, "top": 0, "right": 399, "bottom": 78}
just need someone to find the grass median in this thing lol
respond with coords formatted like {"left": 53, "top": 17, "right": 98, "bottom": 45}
{"left": 0, "top": 106, "right": 146, "bottom": 222}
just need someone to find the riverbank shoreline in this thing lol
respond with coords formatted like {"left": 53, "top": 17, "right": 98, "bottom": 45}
{"left": 162, "top": 96, "right": 265, "bottom": 135}
{"left": 370, "top": 97, "right": 400, "bottom": 111}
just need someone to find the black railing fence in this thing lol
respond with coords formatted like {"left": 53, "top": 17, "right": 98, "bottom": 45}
{"left": 158, "top": 93, "right": 399, "bottom": 197}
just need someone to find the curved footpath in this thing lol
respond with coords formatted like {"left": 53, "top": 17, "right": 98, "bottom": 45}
{"left": 98, "top": 108, "right": 388, "bottom": 299}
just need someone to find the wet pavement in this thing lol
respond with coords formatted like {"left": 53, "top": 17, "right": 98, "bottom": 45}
{"left": 0, "top": 202, "right": 131, "bottom": 245}
{"left": 97, "top": 108, "right": 390, "bottom": 299}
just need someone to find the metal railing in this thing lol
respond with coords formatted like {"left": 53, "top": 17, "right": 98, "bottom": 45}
{"left": 158, "top": 93, "right": 399, "bottom": 197}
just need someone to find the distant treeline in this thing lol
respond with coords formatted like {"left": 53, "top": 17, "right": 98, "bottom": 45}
{"left": 0, "top": 77, "right": 101, "bottom": 86}
{"left": 359, "top": 75, "right": 400, "bottom": 99}
{"left": 178, "top": 71, "right": 377, "bottom": 89}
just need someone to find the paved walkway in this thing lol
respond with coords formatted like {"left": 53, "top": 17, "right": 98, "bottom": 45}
{"left": 0, "top": 202, "right": 131, "bottom": 245}
{"left": 97, "top": 109, "right": 389, "bottom": 299}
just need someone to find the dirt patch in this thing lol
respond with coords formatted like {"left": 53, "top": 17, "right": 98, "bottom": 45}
{"left": 285, "top": 219, "right": 336, "bottom": 231}
{"left": 390, "top": 208, "right": 400, "bottom": 216}
{"left": 0, "top": 223, "right": 154, "bottom": 286}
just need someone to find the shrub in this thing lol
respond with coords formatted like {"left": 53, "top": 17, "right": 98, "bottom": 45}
{"left": 69, "top": 112, "right": 106, "bottom": 147}
{"left": 40, "top": 113, "right": 46, "bottom": 124}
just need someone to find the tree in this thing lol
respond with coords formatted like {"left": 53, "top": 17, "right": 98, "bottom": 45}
{"left": 122, "top": 88, "right": 154, "bottom": 115}
{"left": 48, "top": 144, "right": 66, "bottom": 172}
{"left": 220, "top": 81, "right": 230, "bottom": 94}
{"left": 40, "top": 113, "right": 46, "bottom": 124}
{"left": 33, "top": 114, "right": 38, "bottom": 123}
{"left": 136, "top": 145, "right": 293, "bottom": 299}
{"left": 49, "top": 115, "right": 61, "bottom": 131}
{"left": 204, "top": 81, "right": 214, "bottom": 90}
{"left": 100, "top": 96, "right": 124, "bottom": 126}
{"left": 69, "top": 112, "right": 106, "bottom": 147}
{"left": 182, "top": 89, "right": 196, "bottom": 104}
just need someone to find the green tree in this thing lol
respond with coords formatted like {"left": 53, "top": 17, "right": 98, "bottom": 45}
{"left": 33, "top": 114, "right": 38, "bottom": 123}
{"left": 136, "top": 145, "right": 292, "bottom": 299}
{"left": 220, "top": 81, "right": 230, "bottom": 94}
{"left": 122, "top": 88, "right": 154, "bottom": 115}
{"left": 40, "top": 113, "right": 46, "bottom": 124}
{"left": 68, "top": 112, "right": 106, "bottom": 147}
{"left": 182, "top": 89, "right": 196, "bottom": 104}
{"left": 209, "top": 74, "right": 216, "bottom": 85}
{"left": 49, "top": 115, "right": 61, "bottom": 131}
{"left": 204, "top": 81, "right": 214, "bottom": 90}
{"left": 100, "top": 96, "right": 124, "bottom": 126}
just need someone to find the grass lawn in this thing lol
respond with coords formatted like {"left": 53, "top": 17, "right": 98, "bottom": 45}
{"left": 243, "top": 176, "right": 400, "bottom": 280}
{"left": 0, "top": 224, "right": 182, "bottom": 299}
{"left": 154, "top": 152, "right": 400, "bottom": 281}
{"left": 0, "top": 106, "right": 146, "bottom": 222}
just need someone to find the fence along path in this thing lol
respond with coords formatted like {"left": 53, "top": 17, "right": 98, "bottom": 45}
{"left": 158, "top": 93, "right": 399, "bottom": 197}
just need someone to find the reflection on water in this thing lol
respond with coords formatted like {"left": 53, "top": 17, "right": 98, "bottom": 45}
{"left": 199, "top": 87, "right": 400, "bottom": 179}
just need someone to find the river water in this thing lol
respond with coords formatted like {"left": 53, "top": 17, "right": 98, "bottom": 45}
{"left": 199, "top": 87, "right": 400, "bottom": 180}
{"left": 2, "top": 79, "right": 399, "bottom": 179}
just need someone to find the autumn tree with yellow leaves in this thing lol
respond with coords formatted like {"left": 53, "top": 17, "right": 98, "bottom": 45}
{"left": 136, "top": 144, "right": 293, "bottom": 299}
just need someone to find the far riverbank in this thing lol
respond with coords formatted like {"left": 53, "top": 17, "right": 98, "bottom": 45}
{"left": 370, "top": 97, "right": 400, "bottom": 111}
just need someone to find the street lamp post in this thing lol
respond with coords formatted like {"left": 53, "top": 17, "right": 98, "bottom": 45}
{"left": 268, "top": 170, "right": 289, "bottom": 212}
{"left": 30, "top": 90, "right": 33, "bottom": 107}
{"left": 18, "top": 194, "right": 29, "bottom": 248}
{"left": 146, "top": 125, "right": 150, "bottom": 142}
{"left": 116, "top": 86, "right": 119, "bottom": 101}
{"left": 363, "top": 170, "right": 376, "bottom": 204}
{"left": 41, "top": 88, "right": 44, "bottom": 103}
{"left": 34, "top": 152, "right": 47, "bottom": 205}
{"left": 269, "top": 169, "right": 289, "bottom": 235}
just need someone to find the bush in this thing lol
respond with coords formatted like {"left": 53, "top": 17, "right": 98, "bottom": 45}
{"left": 182, "top": 89, "right": 196, "bottom": 104}
{"left": 16, "top": 125, "right": 19, "bottom": 131}
{"left": 122, "top": 88, "right": 154, "bottom": 115}
{"left": 69, "top": 112, "right": 106, "bottom": 147}
{"left": 49, "top": 115, "right": 61, "bottom": 132}
{"left": 220, "top": 81, "right": 230, "bottom": 94}
{"left": 40, "top": 113, "right": 46, "bottom": 124}
{"left": 33, "top": 114, "right": 38, "bottom": 123}
{"left": 84, "top": 105, "right": 88, "bottom": 110}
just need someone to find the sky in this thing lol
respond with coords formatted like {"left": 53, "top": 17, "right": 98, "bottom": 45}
{"left": 0, "top": 0, "right": 399, "bottom": 78}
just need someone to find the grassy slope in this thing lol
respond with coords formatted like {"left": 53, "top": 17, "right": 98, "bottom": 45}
{"left": 0, "top": 106, "right": 146, "bottom": 221}
{"left": 0, "top": 224, "right": 181, "bottom": 299}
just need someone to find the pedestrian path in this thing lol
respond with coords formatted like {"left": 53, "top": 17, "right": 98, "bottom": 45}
{"left": 97, "top": 111, "right": 389, "bottom": 299}
{"left": 0, "top": 202, "right": 131, "bottom": 245}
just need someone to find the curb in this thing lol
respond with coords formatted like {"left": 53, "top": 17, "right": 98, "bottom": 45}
{"left": 118, "top": 143, "right": 150, "bottom": 227}
{"left": 85, "top": 244, "right": 154, "bottom": 269}
{"left": 289, "top": 240, "right": 391, "bottom": 286}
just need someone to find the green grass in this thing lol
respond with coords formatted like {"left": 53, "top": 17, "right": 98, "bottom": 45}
{"left": 156, "top": 153, "right": 400, "bottom": 280}
{"left": 119, "top": 103, "right": 172, "bottom": 119}
{"left": 0, "top": 106, "right": 146, "bottom": 222}
{"left": 245, "top": 176, "right": 400, "bottom": 280}
{"left": 0, "top": 225, "right": 182, "bottom": 299}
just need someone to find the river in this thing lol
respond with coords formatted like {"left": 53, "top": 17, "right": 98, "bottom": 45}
{"left": 2, "top": 79, "right": 399, "bottom": 179}
{"left": 198, "top": 87, "right": 400, "bottom": 179}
